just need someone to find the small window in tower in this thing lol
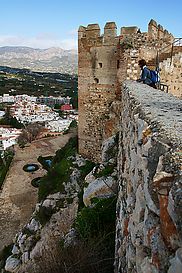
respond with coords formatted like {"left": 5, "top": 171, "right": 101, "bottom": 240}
{"left": 117, "top": 60, "right": 120, "bottom": 69}
{"left": 94, "top": 78, "right": 99, "bottom": 84}
{"left": 99, "top": 62, "right": 102, "bottom": 68}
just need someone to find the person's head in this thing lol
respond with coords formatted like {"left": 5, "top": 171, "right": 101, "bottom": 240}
{"left": 138, "top": 59, "right": 146, "bottom": 68}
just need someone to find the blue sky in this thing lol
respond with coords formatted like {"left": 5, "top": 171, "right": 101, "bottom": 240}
{"left": 0, "top": 0, "right": 181, "bottom": 49}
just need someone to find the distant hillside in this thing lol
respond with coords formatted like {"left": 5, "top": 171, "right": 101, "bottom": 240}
{"left": 0, "top": 46, "right": 78, "bottom": 74}
{"left": 0, "top": 66, "right": 78, "bottom": 100}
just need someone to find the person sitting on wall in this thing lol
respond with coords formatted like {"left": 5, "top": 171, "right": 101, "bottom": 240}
{"left": 137, "top": 59, "right": 157, "bottom": 89}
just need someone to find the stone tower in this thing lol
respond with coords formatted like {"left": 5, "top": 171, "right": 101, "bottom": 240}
{"left": 78, "top": 20, "right": 176, "bottom": 162}
{"left": 78, "top": 22, "right": 120, "bottom": 162}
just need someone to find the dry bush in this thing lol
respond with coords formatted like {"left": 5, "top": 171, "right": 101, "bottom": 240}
{"left": 30, "top": 238, "right": 114, "bottom": 273}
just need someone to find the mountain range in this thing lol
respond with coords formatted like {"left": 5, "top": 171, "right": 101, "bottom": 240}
{"left": 0, "top": 46, "right": 78, "bottom": 74}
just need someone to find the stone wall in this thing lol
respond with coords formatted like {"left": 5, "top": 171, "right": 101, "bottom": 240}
{"left": 160, "top": 52, "right": 182, "bottom": 98}
{"left": 115, "top": 81, "right": 182, "bottom": 273}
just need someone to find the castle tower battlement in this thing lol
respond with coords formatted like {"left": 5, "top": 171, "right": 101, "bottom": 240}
{"left": 78, "top": 19, "right": 175, "bottom": 162}
{"left": 148, "top": 19, "right": 174, "bottom": 42}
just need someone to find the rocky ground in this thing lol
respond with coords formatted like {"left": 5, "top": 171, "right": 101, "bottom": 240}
{"left": 0, "top": 132, "right": 76, "bottom": 252}
{"left": 2, "top": 133, "right": 118, "bottom": 273}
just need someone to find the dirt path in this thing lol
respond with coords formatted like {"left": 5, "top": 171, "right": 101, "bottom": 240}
{"left": 0, "top": 131, "right": 76, "bottom": 251}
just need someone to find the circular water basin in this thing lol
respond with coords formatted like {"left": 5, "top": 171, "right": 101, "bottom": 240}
{"left": 31, "top": 177, "right": 42, "bottom": 188}
{"left": 23, "top": 163, "right": 39, "bottom": 172}
{"left": 45, "top": 159, "right": 52, "bottom": 167}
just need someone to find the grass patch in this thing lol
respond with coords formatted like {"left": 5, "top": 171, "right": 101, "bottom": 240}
{"left": 35, "top": 206, "right": 55, "bottom": 226}
{"left": 78, "top": 160, "right": 96, "bottom": 179}
{"left": 50, "top": 196, "right": 117, "bottom": 273}
{"left": 63, "top": 120, "right": 77, "bottom": 135}
{"left": 95, "top": 164, "right": 115, "bottom": 178}
{"left": 69, "top": 120, "right": 77, "bottom": 129}
{"left": 38, "top": 137, "right": 78, "bottom": 201}
{"left": 74, "top": 196, "right": 116, "bottom": 240}
{"left": 0, "top": 150, "right": 14, "bottom": 189}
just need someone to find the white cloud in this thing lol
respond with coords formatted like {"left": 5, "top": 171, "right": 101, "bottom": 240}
{"left": 35, "top": 32, "right": 59, "bottom": 40}
{"left": 0, "top": 33, "right": 77, "bottom": 49}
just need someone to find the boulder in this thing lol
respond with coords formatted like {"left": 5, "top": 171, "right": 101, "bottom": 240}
{"left": 83, "top": 176, "right": 117, "bottom": 206}
{"left": 22, "top": 251, "right": 30, "bottom": 264}
{"left": 5, "top": 256, "right": 21, "bottom": 272}
{"left": 42, "top": 199, "right": 56, "bottom": 209}
{"left": 27, "top": 218, "right": 40, "bottom": 232}
{"left": 84, "top": 168, "right": 97, "bottom": 184}
{"left": 101, "top": 135, "right": 117, "bottom": 163}
{"left": 64, "top": 228, "right": 78, "bottom": 247}
{"left": 12, "top": 245, "right": 20, "bottom": 255}
{"left": 75, "top": 154, "right": 86, "bottom": 167}
{"left": 168, "top": 248, "right": 182, "bottom": 273}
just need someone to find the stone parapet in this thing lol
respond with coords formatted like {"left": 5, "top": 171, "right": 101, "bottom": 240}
{"left": 115, "top": 81, "right": 182, "bottom": 273}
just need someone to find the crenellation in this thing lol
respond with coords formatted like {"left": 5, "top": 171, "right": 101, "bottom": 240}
{"left": 103, "top": 22, "right": 118, "bottom": 45}
{"left": 120, "top": 26, "right": 138, "bottom": 35}
{"left": 149, "top": 18, "right": 158, "bottom": 27}
{"left": 163, "top": 29, "right": 170, "bottom": 42}
{"left": 85, "top": 24, "right": 100, "bottom": 38}
{"left": 158, "top": 24, "right": 164, "bottom": 39}
{"left": 148, "top": 19, "right": 158, "bottom": 39}
{"left": 104, "top": 22, "right": 117, "bottom": 36}
{"left": 78, "top": 25, "right": 86, "bottom": 39}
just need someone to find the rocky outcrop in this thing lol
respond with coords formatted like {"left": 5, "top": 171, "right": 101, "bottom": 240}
{"left": 5, "top": 256, "right": 21, "bottom": 272}
{"left": 4, "top": 193, "right": 78, "bottom": 273}
{"left": 83, "top": 134, "right": 118, "bottom": 206}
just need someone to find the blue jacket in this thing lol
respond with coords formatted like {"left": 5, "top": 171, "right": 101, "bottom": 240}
{"left": 140, "top": 66, "right": 152, "bottom": 85}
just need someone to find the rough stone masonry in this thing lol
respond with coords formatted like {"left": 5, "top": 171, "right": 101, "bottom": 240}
{"left": 115, "top": 81, "right": 182, "bottom": 273}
